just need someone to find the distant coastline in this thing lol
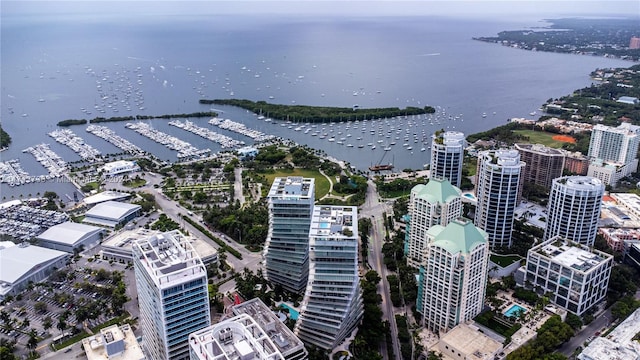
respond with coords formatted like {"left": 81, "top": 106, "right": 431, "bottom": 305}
{"left": 474, "top": 17, "right": 640, "bottom": 62}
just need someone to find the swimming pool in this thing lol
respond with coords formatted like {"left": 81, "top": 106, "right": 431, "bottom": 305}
{"left": 279, "top": 303, "right": 300, "bottom": 321}
{"left": 463, "top": 193, "right": 476, "bottom": 200}
{"left": 504, "top": 304, "right": 527, "bottom": 318}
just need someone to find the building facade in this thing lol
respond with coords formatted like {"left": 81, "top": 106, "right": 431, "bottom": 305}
{"left": 520, "top": 236, "right": 612, "bottom": 316}
{"left": 515, "top": 143, "right": 565, "bottom": 189}
{"left": 474, "top": 149, "right": 525, "bottom": 249}
{"left": 563, "top": 151, "right": 589, "bottom": 175}
{"left": 587, "top": 123, "right": 640, "bottom": 186}
{"left": 416, "top": 218, "right": 489, "bottom": 334}
{"left": 543, "top": 176, "right": 604, "bottom": 247}
{"left": 430, "top": 131, "right": 466, "bottom": 188}
{"left": 294, "top": 206, "right": 364, "bottom": 351}
{"left": 264, "top": 177, "right": 315, "bottom": 293}
{"left": 133, "top": 231, "right": 211, "bottom": 360}
{"left": 406, "top": 178, "right": 462, "bottom": 267}
{"left": 589, "top": 123, "right": 640, "bottom": 164}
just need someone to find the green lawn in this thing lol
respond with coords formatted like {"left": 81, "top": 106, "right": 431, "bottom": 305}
{"left": 122, "top": 178, "right": 147, "bottom": 188}
{"left": 513, "top": 130, "right": 571, "bottom": 148}
{"left": 490, "top": 254, "right": 523, "bottom": 267}
{"left": 262, "top": 169, "right": 331, "bottom": 199}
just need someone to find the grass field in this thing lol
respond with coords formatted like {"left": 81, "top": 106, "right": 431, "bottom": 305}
{"left": 490, "top": 254, "right": 523, "bottom": 267}
{"left": 262, "top": 169, "right": 331, "bottom": 199}
{"left": 513, "top": 130, "right": 572, "bottom": 148}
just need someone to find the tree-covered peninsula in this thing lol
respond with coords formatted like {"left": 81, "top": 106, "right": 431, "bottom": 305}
{"left": 474, "top": 18, "right": 640, "bottom": 61}
{"left": 200, "top": 99, "right": 435, "bottom": 123}
{"left": 56, "top": 111, "right": 218, "bottom": 127}
{"left": 0, "top": 125, "right": 11, "bottom": 148}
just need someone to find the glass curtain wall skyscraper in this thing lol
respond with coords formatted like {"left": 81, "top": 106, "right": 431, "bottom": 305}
{"left": 294, "top": 206, "right": 364, "bottom": 351}
{"left": 133, "top": 230, "right": 210, "bottom": 360}
{"left": 264, "top": 177, "right": 315, "bottom": 293}
{"left": 430, "top": 131, "right": 466, "bottom": 188}
{"left": 474, "top": 149, "right": 525, "bottom": 249}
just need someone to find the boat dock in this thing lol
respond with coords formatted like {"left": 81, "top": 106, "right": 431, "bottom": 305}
{"left": 48, "top": 129, "right": 101, "bottom": 162}
{"left": 0, "top": 159, "right": 31, "bottom": 186}
{"left": 168, "top": 119, "right": 244, "bottom": 149}
{"left": 125, "top": 122, "right": 211, "bottom": 159}
{"left": 23, "top": 143, "right": 67, "bottom": 178}
{"left": 86, "top": 125, "right": 144, "bottom": 155}
{"left": 209, "top": 117, "right": 275, "bottom": 142}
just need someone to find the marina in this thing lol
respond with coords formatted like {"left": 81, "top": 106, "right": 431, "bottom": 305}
{"left": 86, "top": 125, "right": 145, "bottom": 155}
{"left": 48, "top": 129, "right": 102, "bottom": 162}
{"left": 23, "top": 143, "right": 67, "bottom": 178}
{"left": 0, "top": 159, "right": 31, "bottom": 186}
{"left": 209, "top": 117, "right": 276, "bottom": 142}
{"left": 126, "top": 121, "right": 211, "bottom": 159}
{"left": 169, "top": 119, "right": 243, "bottom": 149}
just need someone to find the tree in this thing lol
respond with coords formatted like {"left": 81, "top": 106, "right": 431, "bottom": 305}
{"left": 43, "top": 191, "right": 58, "bottom": 200}
{"left": 26, "top": 328, "right": 38, "bottom": 354}
{"left": 565, "top": 313, "right": 583, "bottom": 331}
{"left": 42, "top": 316, "right": 52, "bottom": 331}
{"left": 34, "top": 301, "right": 47, "bottom": 314}
{"left": 56, "top": 317, "right": 67, "bottom": 334}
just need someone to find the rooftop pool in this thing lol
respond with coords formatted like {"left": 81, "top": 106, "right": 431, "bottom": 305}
{"left": 463, "top": 193, "right": 477, "bottom": 200}
{"left": 504, "top": 304, "right": 527, "bottom": 318}
{"left": 279, "top": 303, "right": 300, "bottom": 321}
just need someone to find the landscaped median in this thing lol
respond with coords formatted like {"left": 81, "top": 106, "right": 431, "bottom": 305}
{"left": 181, "top": 215, "right": 243, "bottom": 260}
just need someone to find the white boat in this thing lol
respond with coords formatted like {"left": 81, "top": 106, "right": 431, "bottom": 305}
{"left": 421, "top": 148, "right": 426, "bottom": 152}
{"left": 407, "top": 146, "right": 413, "bottom": 150}
{"left": 530, "top": 111, "right": 537, "bottom": 116}
{"left": 347, "top": 144, "right": 354, "bottom": 147}
{"left": 371, "top": 145, "right": 376, "bottom": 150}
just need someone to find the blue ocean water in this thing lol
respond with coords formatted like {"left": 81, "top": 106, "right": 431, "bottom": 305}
{"left": 0, "top": 11, "right": 634, "bottom": 199}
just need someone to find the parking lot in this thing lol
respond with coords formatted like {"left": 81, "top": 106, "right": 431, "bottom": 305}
{"left": 0, "top": 256, "right": 139, "bottom": 358}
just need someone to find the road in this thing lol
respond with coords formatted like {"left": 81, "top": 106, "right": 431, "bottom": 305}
{"left": 107, "top": 172, "right": 263, "bottom": 292}
{"left": 360, "top": 180, "right": 401, "bottom": 360}
{"left": 558, "top": 307, "right": 611, "bottom": 356}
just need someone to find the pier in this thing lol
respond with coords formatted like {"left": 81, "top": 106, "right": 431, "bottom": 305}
{"left": 86, "top": 125, "right": 144, "bottom": 155}
{"left": 169, "top": 119, "right": 244, "bottom": 149}
{"left": 48, "top": 129, "right": 101, "bottom": 161}
{"left": 125, "top": 122, "right": 210, "bottom": 159}
{"left": 23, "top": 143, "right": 67, "bottom": 178}
{"left": 209, "top": 117, "right": 275, "bottom": 142}
{"left": 0, "top": 159, "right": 30, "bottom": 186}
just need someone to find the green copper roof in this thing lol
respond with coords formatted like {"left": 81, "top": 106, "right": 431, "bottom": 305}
{"left": 411, "top": 178, "right": 461, "bottom": 204}
{"left": 432, "top": 218, "right": 487, "bottom": 254}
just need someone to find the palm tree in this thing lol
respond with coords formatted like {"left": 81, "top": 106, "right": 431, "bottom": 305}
{"left": 26, "top": 328, "right": 38, "bottom": 355}
{"left": 56, "top": 317, "right": 67, "bottom": 334}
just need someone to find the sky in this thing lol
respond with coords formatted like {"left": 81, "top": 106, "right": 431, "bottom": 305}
{"left": 2, "top": 0, "right": 639, "bottom": 19}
